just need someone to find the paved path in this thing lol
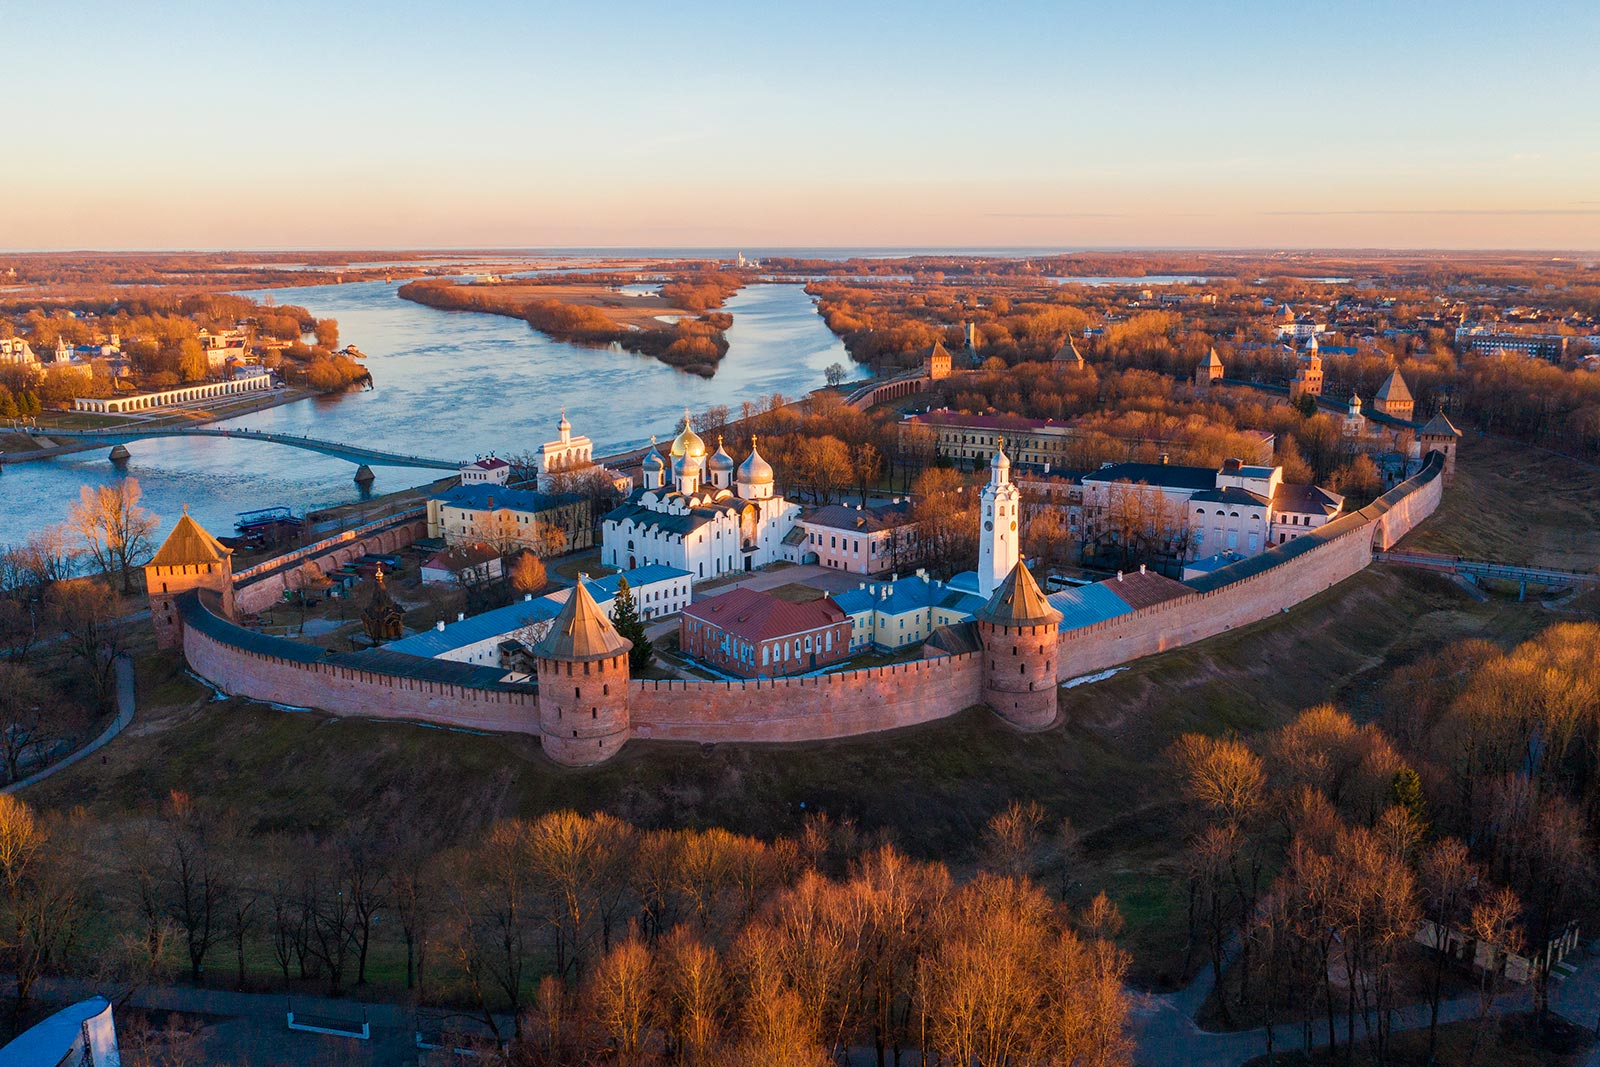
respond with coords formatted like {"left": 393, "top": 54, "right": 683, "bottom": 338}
{"left": 17, "top": 948, "right": 1596, "bottom": 1066}
{"left": 1126, "top": 948, "right": 1600, "bottom": 1067}
{"left": 4, "top": 654, "right": 135, "bottom": 794}
{"left": 1550, "top": 946, "right": 1600, "bottom": 1065}
{"left": 26, "top": 974, "right": 507, "bottom": 1067}
{"left": 1375, "top": 550, "right": 1600, "bottom": 589}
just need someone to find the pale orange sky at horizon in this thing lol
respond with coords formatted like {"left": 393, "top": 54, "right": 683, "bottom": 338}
{"left": 7, "top": 0, "right": 1598, "bottom": 252}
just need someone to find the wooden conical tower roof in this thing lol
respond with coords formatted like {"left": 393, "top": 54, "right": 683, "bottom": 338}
{"left": 533, "top": 578, "right": 633, "bottom": 663}
{"left": 149, "top": 511, "right": 231, "bottom": 568}
{"left": 976, "top": 562, "right": 1063, "bottom": 628}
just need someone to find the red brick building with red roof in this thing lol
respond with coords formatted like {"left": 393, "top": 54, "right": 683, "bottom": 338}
{"left": 679, "top": 586, "right": 853, "bottom": 678}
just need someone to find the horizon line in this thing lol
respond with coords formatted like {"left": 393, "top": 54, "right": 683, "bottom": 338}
{"left": 4, "top": 244, "right": 1600, "bottom": 257}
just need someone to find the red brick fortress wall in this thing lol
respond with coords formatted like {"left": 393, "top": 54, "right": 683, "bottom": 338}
{"left": 181, "top": 598, "right": 542, "bottom": 735}
{"left": 1053, "top": 452, "right": 1447, "bottom": 682}
{"left": 628, "top": 654, "right": 984, "bottom": 743}
{"left": 233, "top": 516, "right": 427, "bottom": 616}
{"left": 169, "top": 453, "right": 1446, "bottom": 760}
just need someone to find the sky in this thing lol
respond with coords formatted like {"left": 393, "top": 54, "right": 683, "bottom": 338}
{"left": 4, "top": 0, "right": 1598, "bottom": 251}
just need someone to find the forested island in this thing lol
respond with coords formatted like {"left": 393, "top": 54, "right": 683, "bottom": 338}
{"left": 398, "top": 271, "right": 743, "bottom": 377}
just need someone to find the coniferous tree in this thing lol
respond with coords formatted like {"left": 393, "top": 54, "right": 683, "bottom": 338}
{"left": 609, "top": 577, "right": 652, "bottom": 672}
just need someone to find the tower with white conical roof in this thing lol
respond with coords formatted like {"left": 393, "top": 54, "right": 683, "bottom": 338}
{"left": 978, "top": 441, "right": 1021, "bottom": 599}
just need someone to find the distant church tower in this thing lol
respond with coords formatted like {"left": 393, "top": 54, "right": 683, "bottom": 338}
{"left": 1290, "top": 336, "right": 1324, "bottom": 401}
{"left": 145, "top": 510, "right": 236, "bottom": 649}
{"left": 978, "top": 442, "right": 1021, "bottom": 600}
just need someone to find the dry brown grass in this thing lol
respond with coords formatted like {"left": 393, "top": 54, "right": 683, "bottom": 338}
{"left": 444, "top": 282, "right": 693, "bottom": 330}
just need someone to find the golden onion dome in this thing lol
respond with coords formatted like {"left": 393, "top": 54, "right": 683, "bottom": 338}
{"left": 669, "top": 409, "right": 706, "bottom": 459}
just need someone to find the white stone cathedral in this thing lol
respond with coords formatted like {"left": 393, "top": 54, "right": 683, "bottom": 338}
{"left": 601, "top": 412, "right": 801, "bottom": 580}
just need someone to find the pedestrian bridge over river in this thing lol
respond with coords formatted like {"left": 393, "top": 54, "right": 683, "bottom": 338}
{"left": 0, "top": 426, "right": 462, "bottom": 470}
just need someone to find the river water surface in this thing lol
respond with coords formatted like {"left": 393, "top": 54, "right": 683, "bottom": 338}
{"left": 2, "top": 282, "right": 850, "bottom": 544}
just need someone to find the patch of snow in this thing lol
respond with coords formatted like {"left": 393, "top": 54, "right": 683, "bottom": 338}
{"left": 1060, "top": 666, "right": 1128, "bottom": 690}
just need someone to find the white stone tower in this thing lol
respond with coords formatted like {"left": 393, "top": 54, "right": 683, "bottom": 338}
{"left": 978, "top": 441, "right": 1021, "bottom": 599}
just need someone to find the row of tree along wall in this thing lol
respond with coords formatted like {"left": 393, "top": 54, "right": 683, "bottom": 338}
{"left": 182, "top": 454, "right": 1444, "bottom": 753}
{"left": 232, "top": 515, "right": 427, "bottom": 616}
{"left": 1051, "top": 452, "right": 1447, "bottom": 682}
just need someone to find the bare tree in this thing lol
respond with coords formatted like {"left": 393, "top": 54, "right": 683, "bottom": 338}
{"left": 70, "top": 479, "right": 158, "bottom": 593}
{"left": 0, "top": 663, "right": 48, "bottom": 783}
{"left": 48, "top": 579, "right": 124, "bottom": 707}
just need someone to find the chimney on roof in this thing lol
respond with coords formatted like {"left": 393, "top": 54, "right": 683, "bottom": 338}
{"left": 435, "top": 620, "right": 445, "bottom": 632}
{"left": 524, "top": 593, "right": 533, "bottom": 601}
{"left": 457, "top": 612, "right": 465, "bottom": 622}
{"left": 1116, "top": 571, "right": 1123, "bottom": 582}
{"left": 1159, "top": 452, "right": 1169, "bottom": 465}
{"left": 1140, "top": 564, "right": 1147, "bottom": 575}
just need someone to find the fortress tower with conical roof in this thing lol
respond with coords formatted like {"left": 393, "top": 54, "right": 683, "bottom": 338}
{"left": 145, "top": 511, "right": 236, "bottom": 649}
{"left": 976, "top": 561, "right": 1062, "bottom": 730}
{"left": 531, "top": 577, "right": 634, "bottom": 766}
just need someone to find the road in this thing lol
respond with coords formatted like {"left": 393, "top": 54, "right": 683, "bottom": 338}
{"left": 21, "top": 948, "right": 1593, "bottom": 1067}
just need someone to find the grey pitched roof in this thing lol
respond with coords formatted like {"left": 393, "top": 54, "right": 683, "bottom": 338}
{"left": 602, "top": 496, "right": 726, "bottom": 536}
{"left": 1191, "top": 487, "right": 1270, "bottom": 508}
{"left": 1271, "top": 483, "right": 1344, "bottom": 516}
{"left": 1418, "top": 412, "right": 1461, "bottom": 437}
{"left": 926, "top": 620, "right": 983, "bottom": 656}
{"left": 1082, "top": 462, "right": 1218, "bottom": 491}
{"left": 803, "top": 500, "right": 914, "bottom": 534}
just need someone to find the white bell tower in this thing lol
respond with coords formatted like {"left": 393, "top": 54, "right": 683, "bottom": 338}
{"left": 979, "top": 441, "right": 1021, "bottom": 599}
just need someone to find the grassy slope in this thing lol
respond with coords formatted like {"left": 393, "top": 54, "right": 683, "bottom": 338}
{"left": 1406, "top": 434, "right": 1600, "bottom": 571}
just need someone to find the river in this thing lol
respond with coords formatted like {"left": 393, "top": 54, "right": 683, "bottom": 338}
{"left": 1, "top": 282, "right": 851, "bottom": 545}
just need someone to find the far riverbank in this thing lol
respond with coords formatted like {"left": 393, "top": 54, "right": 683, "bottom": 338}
{"left": 0, "top": 386, "right": 322, "bottom": 464}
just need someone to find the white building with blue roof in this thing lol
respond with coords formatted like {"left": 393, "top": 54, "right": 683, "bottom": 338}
{"left": 387, "top": 565, "right": 691, "bottom": 668}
